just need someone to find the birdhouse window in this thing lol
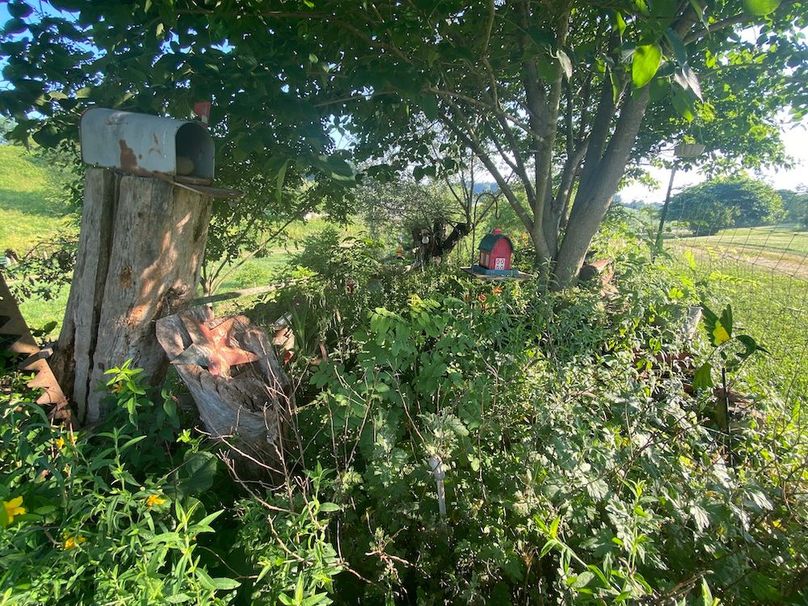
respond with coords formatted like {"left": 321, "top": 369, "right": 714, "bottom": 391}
{"left": 494, "top": 257, "right": 505, "bottom": 270}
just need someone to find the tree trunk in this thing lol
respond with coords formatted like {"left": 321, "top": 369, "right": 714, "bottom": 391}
{"left": 552, "top": 87, "right": 651, "bottom": 289}
{"left": 52, "top": 168, "right": 212, "bottom": 424}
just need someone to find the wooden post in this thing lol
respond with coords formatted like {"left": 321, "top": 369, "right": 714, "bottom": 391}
{"left": 52, "top": 168, "right": 212, "bottom": 423}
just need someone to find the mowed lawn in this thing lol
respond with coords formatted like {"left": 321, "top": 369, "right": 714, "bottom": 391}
{"left": 669, "top": 225, "right": 808, "bottom": 279}
{"left": 0, "top": 145, "right": 75, "bottom": 253}
{"left": 0, "top": 145, "right": 74, "bottom": 334}
{"left": 667, "top": 231, "right": 808, "bottom": 410}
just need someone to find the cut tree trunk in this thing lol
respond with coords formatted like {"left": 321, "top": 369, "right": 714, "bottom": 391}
{"left": 156, "top": 306, "right": 293, "bottom": 473}
{"left": 51, "top": 168, "right": 212, "bottom": 424}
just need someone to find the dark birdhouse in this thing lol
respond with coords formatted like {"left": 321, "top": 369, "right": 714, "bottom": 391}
{"left": 475, "top": 228, "right": 515, "bottom": 275}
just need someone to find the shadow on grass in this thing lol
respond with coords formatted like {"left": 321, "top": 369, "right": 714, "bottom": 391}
{"left": 0, "top": 188, "right": 69, "bottom": 217}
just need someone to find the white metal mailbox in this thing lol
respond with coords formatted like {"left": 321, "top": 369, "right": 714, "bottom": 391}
{"left": 80, "top": 108, "right": 215, "bottom": 180}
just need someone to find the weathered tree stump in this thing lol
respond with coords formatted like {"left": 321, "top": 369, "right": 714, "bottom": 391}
{"left": 156, "top": 306, "right": 292, "bottom": 471}
{"left": 52, "top": 168, "right": 212, "bottom": 423}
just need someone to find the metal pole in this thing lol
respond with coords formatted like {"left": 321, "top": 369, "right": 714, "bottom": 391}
{"left": 653, "top": 163, "right": 678, "bottom": 259}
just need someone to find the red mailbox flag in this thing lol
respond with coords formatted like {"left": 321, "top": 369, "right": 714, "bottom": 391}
{"left": 194, "top": 101, "right": 212, "bottom": 126}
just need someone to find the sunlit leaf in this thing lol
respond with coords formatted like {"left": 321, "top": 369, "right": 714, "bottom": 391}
{"left": 742, "top": 0, "right": 781, "bottom": 16}
{"left": 632, "top": 44, "right": 662, "bottom": 88}
{"left": 712, "top": 322, "right": 730, "bottom": 345}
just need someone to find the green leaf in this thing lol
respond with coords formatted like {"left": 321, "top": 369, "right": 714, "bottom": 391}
{"left": 665, "top": 28, "right": 687, "bottom": 65}
{"left": 8, "top": 2, "right": 33, "bottom": 19}
{"left": 689, "top": 0, "right": 708, "bottom": 27}
{"left": 2, "top": 18, "right": 27, "bottom": 35}
{"left": 693, "top": 362, "right": 714, "bottom": 389}
{"left": 742, "top": 0, "right": 781, "bottom": 16}
{"left": 670, "top": 83, "right": 695, "bottom": 121}
{"left": 613, "top": 11, "right": 626, "bottom": 37}
{"left": 673, "top": 65, "right": 703, "bottom": 101}
{"left": 549, "top": 516, "right": 560, "bottom": 538}
{"left": 275, "top": 158, "right": 289, "bottom": 202}
{"left": 632, "top": 44, "right": 662, "bottom": 88}
{"left": 176, "top": 451, "right": 218, "bottom": 497}
{"left": 689, "top": 503, "right": 710, "bottom": 531}
{"left": 211, "top": 577, "right": 241, "bottom": 590}
{"left": 419, "top": 93, "right": 439, "bottom": 120}
{"left": 736, "top": 334, "right": 770, "bottom": 357}
{"left": 719, "top": 305, "right": 733, "bottom": 337}
{"left": 701, "top": 578, "right": 716, "bottom": 606}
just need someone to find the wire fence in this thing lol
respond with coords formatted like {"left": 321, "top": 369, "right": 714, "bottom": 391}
{"left": 658, "top": 199, "right": 808, "bottom": 414}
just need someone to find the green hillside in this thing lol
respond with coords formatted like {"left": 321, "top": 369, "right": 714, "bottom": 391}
{"left": 0, "top": 145, "right": 74, "bottom": 254}
{"left": 0, "top": 145, "right": 73, "bottom": 333}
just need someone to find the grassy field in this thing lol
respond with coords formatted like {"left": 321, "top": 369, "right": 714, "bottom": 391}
{"left": 0, "top": 146, "right": 75, "bottom": 333}
{"left": 669, "top": 225, "right": 808, "bottom": 279}
{"left": 666, "top": 232, "right": 808, "bottom": 408}
{"left": 0, "top": 146, "right": 75, "bottom": 254}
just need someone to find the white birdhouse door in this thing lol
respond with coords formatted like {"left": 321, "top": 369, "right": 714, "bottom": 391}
{"left": 494, "top": 257, "right": 505, "bottom": 270}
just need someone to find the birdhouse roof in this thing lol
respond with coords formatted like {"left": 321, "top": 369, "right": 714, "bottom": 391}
{"left": 478, "top": 232, "right": 513, "bottom": 252}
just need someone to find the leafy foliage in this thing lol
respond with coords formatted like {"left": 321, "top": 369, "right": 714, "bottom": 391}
{"left": 0, "top": 359, "right": 342, "bottom": 605}
{"left": 778, "top": 188, "right": 808, "bottom": 227}
{"left": 4, "top": 235, "right": 76, "bottom": 302}
{"left": 668, "top": 175, "right": 785, "bottom": 235}
{"left": 2, "top": 0, "right": 805, "bottom": 286}
{"left": 276, "top": 227, "right": 807, "bottom": 603}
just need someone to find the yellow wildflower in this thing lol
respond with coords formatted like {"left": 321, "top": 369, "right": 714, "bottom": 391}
{"left": 712, "top": 323, "right": 730, "bottom": 345}
{"left": 146, "top": 494, "right": 167, "bottom": 508}
{"left": 2, "top": 496, "right": 26, "bottom": 526}
{"left": 55, "top": 436, "right": 66, "bottom": 450}
{"left": 63, "top": 535, "right": 87, "bottom": 550}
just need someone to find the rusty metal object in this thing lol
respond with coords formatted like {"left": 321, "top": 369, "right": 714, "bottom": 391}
{"left": 0, "top": 273, "right": 71, "bottom": 424}
{"left": 80, "top": 108, "right": 215, "bottom": 180}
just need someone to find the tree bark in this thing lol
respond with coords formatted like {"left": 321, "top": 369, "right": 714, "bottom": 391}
{"left": 156, "top": 306, "right": 292, "bottom": 474}
{"left": 552, "top": 87, "right": 651, "bottom": 289}
{"left": 52, "top": 168, "right": 212, "bottom": 424}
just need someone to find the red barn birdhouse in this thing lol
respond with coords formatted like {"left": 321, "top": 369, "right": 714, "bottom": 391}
{"left": 475, "top": 228, "right": 515, "bottom": 275}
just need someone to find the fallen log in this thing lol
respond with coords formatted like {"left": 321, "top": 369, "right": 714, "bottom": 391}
{"left": 156, "top": 306, "right": 293, "bottom": 471}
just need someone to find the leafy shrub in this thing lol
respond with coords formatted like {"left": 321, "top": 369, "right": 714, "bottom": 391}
{"left": 289, "top": 256, "right": 807, "bottom": 604}
{"left": 4, "top": 223, "right": 806, "bottom": 605}
{"left": 0, "top": 360, "right": 342, "bottom": 605}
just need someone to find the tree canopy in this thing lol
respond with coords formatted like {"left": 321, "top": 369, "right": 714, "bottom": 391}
{"left": 668, "top": 175, "right": 784, "bottom": 234}
{"left": 1, "top": 0, "right": 806, "bottom": 285}
{"left": 778, "top": 188, "right": 808, "bottom": 227}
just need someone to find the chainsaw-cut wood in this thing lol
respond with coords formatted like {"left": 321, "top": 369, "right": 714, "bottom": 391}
{"left": 156, "top": 307, "right": 292, "bottom": 469}
{"left": 0, "top": 273, "right": 71, "bottom": 424}
{"left": 53, "top": 168, "right": 212, "bottom": 423}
